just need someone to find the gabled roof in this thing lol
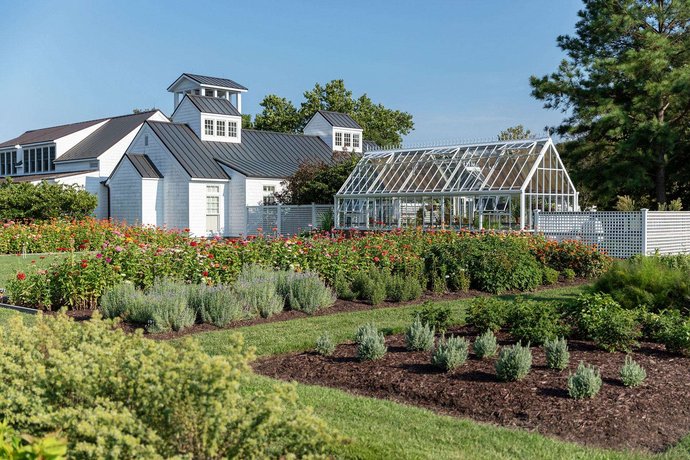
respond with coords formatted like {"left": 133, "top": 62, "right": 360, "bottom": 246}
{"left": 186, "top": 95, "right": 241, "bottom": 117}
{"left": 317, "top": 110, "right": 362, "bottom": 130}
{"left": 167, "top": 73, "right": 248, "bottom": 92}
{"left": 54, "top": 111, "right": 160, "bottom": 163}
{"left": 0, "top": 118, "right": 107, "bottom": 149}
{"left": 126, "top": 153, "right": 163, "bottom": 178}
{"left": 0, "top": 170, "right": 98, "bottom": 183}
{"left": 146, "top": 121, "right": 334, "bottom": 179}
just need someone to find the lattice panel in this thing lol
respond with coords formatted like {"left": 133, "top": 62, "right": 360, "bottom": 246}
{"left": 246, "top": 205, "right": 333, "bottom": 237}
{"left": 646, "top": 212, "right": 690, "bottom": 255}
{"left": 536, "top": 211, "right": 644, "bottom": 258}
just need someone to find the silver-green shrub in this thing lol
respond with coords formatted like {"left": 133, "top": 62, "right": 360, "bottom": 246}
{"left": 495, "top": 342, "right": 532, "bottom": 381}
{"left": 235, "top": 280, "right": 283, "bottom": 318}
{"left": 568, "top": 362, "right": 602, "bottom": 399}
{"left": 405, "top": 316, "right": 435, "bottom": 351}
{"left": 315, "top": 332, "right": 336, "bottom": 356}
{"left": 432, "top": 336, "right": 469, "bottom": 371}
{"left": 0, "top": 313, "right": 341, "bottom": 458}
{"left": 354, "top": 322, "right": 379, "bottom": 345}
{"left": 99, "top": 281, "right": 142, "bottom": 319}
{"left": 620, "top": 355, "right": 646, "bottom": 387}
{"left": 288, "top": 273, "right": 336, "bottom": 314}
{"left": 189, "top": 284, "right": 246, "bottom": 327}
{"left": 543, "top": 337, "right": 570, "bottom": 371}
{"left": 473, "top": 330, "right": 499, "bottom": 359}
{"left": 356, "top": 326, "right": 387, "bottom": 361}
{"left": 146, "top": 278, "right": 196, "bottom": 333}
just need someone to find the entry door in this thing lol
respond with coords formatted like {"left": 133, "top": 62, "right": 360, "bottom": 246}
{"left": 206, "top": 186, "right": 220, "bottom": 234}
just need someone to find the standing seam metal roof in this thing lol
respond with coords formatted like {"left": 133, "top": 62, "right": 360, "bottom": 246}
{"left": 146, "top": 121, "right": 334, "bottom": 179}
{"left": 0, "top": 118, "right": 107, "bottom": 149}
{"left": 179, "top": 73, "right": 248, "bottom": 91}
{"left": 317, "top": 110, "right": 362, "bottom": 130}
{"left": 186, "top": 95, "right": 241, "bottom": 116}
{"left": 126, "top": 154, "right": 163, "bottom": 178}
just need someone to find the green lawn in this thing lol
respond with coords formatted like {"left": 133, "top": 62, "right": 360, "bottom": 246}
{"left": 0, "top": 253, "right": 66, "bottom": 289}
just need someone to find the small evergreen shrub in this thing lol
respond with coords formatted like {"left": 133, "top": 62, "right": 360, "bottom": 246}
{"left": 562, "top": 268, "right": 576, "bottom": 282}
{"left": 495, "top": 343, "right": 532, "bottom": 381}
{"left": 405, "top": 316, "right": 435, "bottom": 351}
{"left": 356, "top": 326, "right": 387, "bottom": 361}
{"left": 569, "top": 293, "right": 641, "bottom": 352}
{"left": 189, "top": 284, "right": 246, "bottom": 327}
{"left": 567, "top": 362, "right": 602, "bottom": 399}
{"left": 146, "top": 279, "right": 196, "bottom": 333}
{"left": 236, "top": 280, "right": 283, "bottom": 318}
{"left": 315, "top": 332, "right": 336, "bottom": 356}
{"left": 542, "top": 267, "right": 559, "bottom": 285}
{"left": 620, "top": 355, "right": 646, "bottom": 387}
{"left": 508, "top": 298, "right": 565, "bottom": 345}
{"left": 413, "top": 302, "right": 454, "bottom": 334}
{"left": 288, "top": 273, "right": 335, "bottom": 314}
{"left": 543, "top": 337, "right": 570, "bottom": 371}
{"left": 473, "top": 330, "right": 499, "bottom": 359}
{"left": 351, "top": 268, "right": 387, "bottom": 306}
{"left": 432, "top": 336, "right": 469, "bottom": 372}
{"left": 386, "top": 274, "right": 423, "bottom": 302}
{"left": 99, "top": 281, "right": 142, "bottom": 319}
{"left": 354, "top": 322, "right": 379, "bottom": 345}
{"left": 333, "top": 271, "right": 356, "bottom": 301}
{"left": 467, "top": 297, "right": 509, "bottom": 332}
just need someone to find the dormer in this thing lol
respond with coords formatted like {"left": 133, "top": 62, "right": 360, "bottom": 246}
{"left": 171, "top": 94, "right": 242, "bottom": 143}
{"left": 303, "top": 110, "right": 363, "bottom": 153}
{"left": 167, "top": 73, "right": 248, "bottom": 113}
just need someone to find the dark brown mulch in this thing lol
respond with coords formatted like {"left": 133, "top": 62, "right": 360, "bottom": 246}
{"left": 253, "top": 327, "right": 690, "bottom": 453}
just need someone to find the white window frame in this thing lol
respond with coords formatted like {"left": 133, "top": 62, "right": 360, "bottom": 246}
{"left": 344, "top": 132, "right": 351, "bottom": 148}
{"left": 216, "top": 120, "right": 226, "bottom": 137}
{"left": 206, "top": 185, "right": 221, "bottom": 234}
{"left": 263, "top": 184, "right": 276, "bottom": 205}
{"left": 204, "top": 119, "right": 214, "bottom": 136}
{"left": 353, "top": 133, "right": 360, "bottom": 148}
{"left": 335, "top": 131, "right": 343, "bottom": 147}
{"left": 228, "top": 121, "right": 237, "bottom": 138}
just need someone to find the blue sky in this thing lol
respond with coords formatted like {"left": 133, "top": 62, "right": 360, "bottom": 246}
{"left": 0, "top": 0, "right": 582, "bottom": 144}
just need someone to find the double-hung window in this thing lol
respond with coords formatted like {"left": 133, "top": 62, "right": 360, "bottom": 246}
{"left": 353, "top": 133, "right": 360, "bottom": 149}
{"left": 216, "top": 120, "right": 226, "bottom": 137}
{"left": 335, "top": 132, "right": 343, "bottom": 147}
{"left": 206, "top": 185, "right": 220, "bottom": 234}
{"left": 204, "top": 119, "right": 214, "bottom": 136}
{"left": 228, "top": 121, "right": 237, "bottom": 138}
{"left": 344, "top": 133, "right": 351, "bottom": 148}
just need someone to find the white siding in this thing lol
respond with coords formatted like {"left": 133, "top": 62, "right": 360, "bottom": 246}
{"left": 171, "top": 98, "right": 201, "bottom": 137}
{"left": 221, "top": 166, "right": 247, "bottom": 237}
{"left": 303, "top": 113, "right": 333, "bottom": 149}
{"left": 141, "top": 179, "right": 162, "bottom": 226}
{"left": 128, "top": 124, "right": 190, "bottom": 230}
{"left": 246, "top": 178, "right": 284, "bottom": 206}
{"left": 109, "top": 159, "right": 142, "bottom": 225}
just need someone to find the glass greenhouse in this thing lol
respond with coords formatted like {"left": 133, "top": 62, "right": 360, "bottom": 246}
{"left": 334, "top": 138, "right": 578, "bottom": 231}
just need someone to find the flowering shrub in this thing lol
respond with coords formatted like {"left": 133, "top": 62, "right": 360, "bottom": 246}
{"left": 5, "top": 225, "right": 612, "bottom": 310}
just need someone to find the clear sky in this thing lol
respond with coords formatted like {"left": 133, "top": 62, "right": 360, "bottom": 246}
{"left": 0, "top": 0, "right": 582, "bottom": 144}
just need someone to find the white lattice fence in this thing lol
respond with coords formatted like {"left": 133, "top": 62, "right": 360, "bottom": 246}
{"left": 647, "top": 211, "right": 690, "bottom": 254}
{"left": 535, "top": 211, "right": 644, "bottom": 258}
{"left": 246, "top": 204, "right": 333, "bottom": 237}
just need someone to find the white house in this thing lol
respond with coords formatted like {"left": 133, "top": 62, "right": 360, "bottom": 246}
{"left": 0, "top": 110, "right": 168, "bottom": 218}
{"left": 106, "top": 74, "right": 366, "bottom": 236}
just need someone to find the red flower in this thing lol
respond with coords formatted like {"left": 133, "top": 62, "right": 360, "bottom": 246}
{"left": 16, "top": 272, "right": 26, "bottom": 281}
{"left": 190, "top": 241, "right": 198, "bottom": 247}
{"left": 373, "top": 256, "right": 380, "bottom": 263}
{"left": 208, "top": 253, "right": 214, "bottom": 259}
{"left": 202, "top": 271, "right": 209, "bottom": 277}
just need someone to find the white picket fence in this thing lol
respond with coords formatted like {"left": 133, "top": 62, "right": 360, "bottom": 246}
{"left": 534, "top": 209, "right": 690, "bottom": 258}
{"left": 246, "top": 204, "right": 333, "bottom": 237}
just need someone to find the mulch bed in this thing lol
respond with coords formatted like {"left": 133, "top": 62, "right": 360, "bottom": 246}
{"left": 253, "top": 327, "right": 690, "bottom": 453}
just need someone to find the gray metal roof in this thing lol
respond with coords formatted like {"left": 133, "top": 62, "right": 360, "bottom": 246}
{"left": 363, "top": 140, "right": 379, "bottom": 152}
{"left": 0, "top": 170, "right": 98, "bottom": 183}
{"left": 127, "top": 154, "right": 163, "bottom": 178}
{"left": 146, "top": 121, "right": 334, "bottom": 179}
{"left": 168, "top": 73, "right": 248, "bottom": 92}
{"left": 55, "top": 111, "right": 159, "bottom": 163}
{"left": 186, "top": 95, "right": 241, "bottom": 116}
{"left": 317, "top": 110, "right": 362, "bottom": 130}
{"left": 0, "top": 118, "right": 107, "bottom": 149}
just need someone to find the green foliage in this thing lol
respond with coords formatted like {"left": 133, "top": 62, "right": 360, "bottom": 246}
{"left": 236, "top": 279, "right": 284, "bottom": 319}
{"left": 473, "top": 330, "right": 499, "bottom": 359}
{"left": 470, "top": 236, "right": 543, "bottom": 294}
{"left": 615, "top": 195, "right": 637, "bottom": 211}
{"left": 658, "top": 198, "right": 683, "bottom": 211}
{"left": 508, "top": 298, "right": 565, "bottom": 345}
{"left": 99, "top": 281, "right": 139, "bottom": 320}
{"left": 567, "top": 362, "right": 602, "bottom": 399}
{"left": 530, "top": 1, "right": 690, "bottom": 205}
{"left": 543, "top": 337, "right": 570, "bottom": 371}
{"left": 467, "top": 297, "right": 509, "bottom": 333}
{"left": 0, "top": 313, "right": 341, "bottom": 458}
{"left": 620, "top": 355, "right": 646, "bottom": 388}
{"left": 189, "top": 284, "right": 246, "bottom": 327}
{"left": 287, "top": 273, "right": 335, "bottom": 314}
{"left": 0, "top": 421, "right": 67, "bottom": 460}
{"left": 405, "top": 316, "right": 435, "bottom": 352}
{"left": 498, "top": 125, "right": 532, "bottom": 141}
{"left": 542, "top": 267, "right": 559, "bottom": 285}
{"left": 351, "top": 267, "right": 387, "bottom": 306}
{"left": 145, "top": 278, "right": 196, "bottom": 333}
{"left": 386, "top": 274, "right": 423, "bottom": 302}
{"left": 562, "top": 268, "right": 576, "bottom": 282}
{"left": 356, "top": 324, "right": 387, "bottom": 361}
{"left": 567, "top": 293, "right": 641, "bottom": 352}
{"left": 315, "top": 332, "right": 336, "bottom": 356}
{"left": 252, "top": 94, "right": 301, "bottom": 133}
{"left": 333, "top": 271, "right": 356, "bottom": 301}
{"left": 644, "top": 309, "right": 690, "bottom": 354}
{"left": 0, "top": 179, "right": 97, "bottom": 221}
{"left": 432, "top": 336, "right": 469, "bottom": 372}
{"left": 413, "top": 301, "right": 453, "bottom": 334}
{"left": 495, "top": 343, "right": 532, "bottom": 382}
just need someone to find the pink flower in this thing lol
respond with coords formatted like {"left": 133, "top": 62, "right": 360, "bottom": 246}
{"left": 96, "top": 253, "right": 103, "bottom": 259}
{"left": 105, "top": 257, "right": 112, "bottom": 263}
{"left": 114, "top": 246, "right": 123, "bottom": 252}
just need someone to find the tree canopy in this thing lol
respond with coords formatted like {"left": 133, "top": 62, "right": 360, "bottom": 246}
{"left": 252, "top": 80, "right": 414, "bottom": 147}
{"left": 0, "top": 180, "right": 98, "bottom": 220}
{"left": 498, "top": 125, "right": 533, "bottom": 141}
{"left": 530, "top": 0, "right": 690, "bottom": 208}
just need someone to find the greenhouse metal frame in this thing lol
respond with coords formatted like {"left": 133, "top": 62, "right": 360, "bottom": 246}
{"left": 334, "top": 138, "right": 578, "bottom": 231}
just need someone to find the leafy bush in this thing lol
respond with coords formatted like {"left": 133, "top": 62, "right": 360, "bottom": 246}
{"left": 99, "top": 281, "right": 140, "bottom": 319}
{"left": 0, "top": 421, "right": 67, "bottom": 460}
{"left": 355, "top": 322, "right": 379, "bottom": 345}
{"left": 146, "top": 278, "right": 196, "bottom": 333}
{"left": 473, "top": 330, "right": 499, "bottom": 359}
{"left": 188, "top": 284, "right": 246, "bottom": 327}
{"left": 643, "top": 310, "right": 690, "bottom": 354}
{"left": 531, "top": 237, "right": 612, "bottom": 278}
{"left": 0, "top": 179, "right": 97, "bottom": 221}
{"left": 0, "top": 313, "right": 341, "bottom": 458}
{"left": 386, "top": 274, "right": 423, "bottom": 302}
{"left": 620, "top": 355, "right": 646, "bottom": 387}
{"left": 470, "top": 235, "right": 543, "bottom": 294}
{"left": 508, "top": 298, "right": 565, "bottom": 345}
{"left": 432, "top": 336, "right": 469, "bottom": 371}
{"left": 315, "top": 332, "right": 336, "bottom": 356}
{"left": 288, "top": 273, "right": 335, "bottom": 314}
{"left": 542, "top": 267, "right": 559, "bottom": 285}
{"left": 467, "top": 297, "right": 509, "bottom": 332}
{"left": 351, "top": 267, "right": 387, "bottom": 306}
{"left": 356, "top": 325, "right": 387, "bottom": 361}
{"left": 333, "top": 271, "right": 356, "bottom": 301}
{"left": 495, "top": 343, "right": 532, "bottom": 381}
{"left": 567, "top": 362, "right": 602, "bottom": 399}
{"left": 405, "top": 316, "right": 435, "bottom": 351}
{"left": 568, "top": 293, "right": 641, "bottom": 352}
{"left": 423, "top": 242, "right": 471, "bottom": 293}
{"left": 562, "top": 268, "right": 576, "bottom": 282}
{"left": 413, "top": 301, "right": 454, "bottom": 334}
{"left": 543, "top": 337, "right": 570, "bottom": 370}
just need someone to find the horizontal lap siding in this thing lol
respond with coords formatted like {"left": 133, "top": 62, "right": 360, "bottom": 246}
{"left": 647, "top": 212, "right": 690, "bottom": 254}
{"left": 109, "top": 160, "right": 142, "bottom": 225}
